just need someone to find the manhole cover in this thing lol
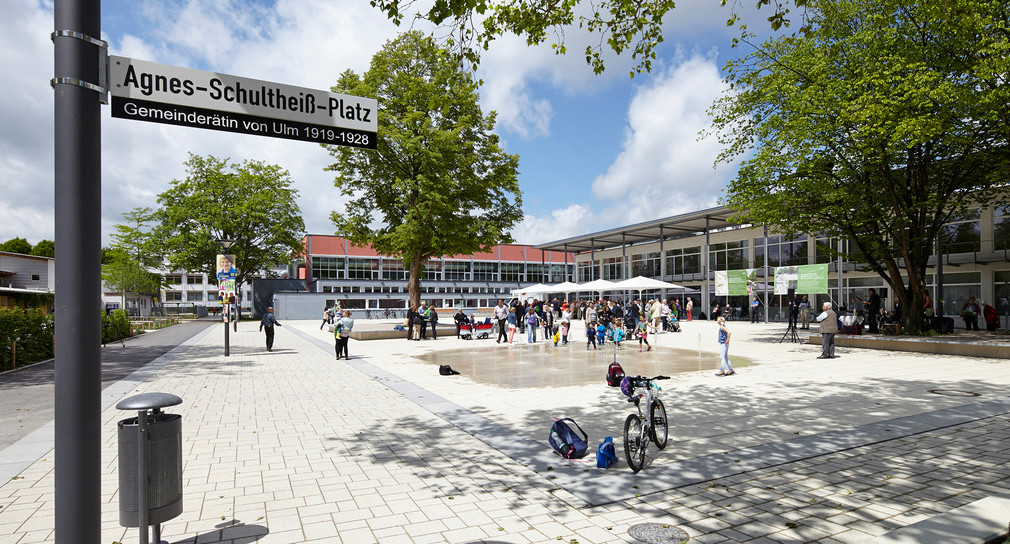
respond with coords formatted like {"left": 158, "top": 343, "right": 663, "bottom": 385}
{"left": 927, "top": 389, "right": 981, "bottom": 397}
{"left": 628, "top": 523, "right": 689, "bottom": 544}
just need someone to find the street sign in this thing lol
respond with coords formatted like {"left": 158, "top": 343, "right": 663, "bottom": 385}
{"left": 108, "top": 56, "right": 377, "bottom": 148}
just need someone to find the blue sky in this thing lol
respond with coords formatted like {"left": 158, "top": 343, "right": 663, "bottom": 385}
{"left": 2, "top": 0, "right": 777, "bottom": 246}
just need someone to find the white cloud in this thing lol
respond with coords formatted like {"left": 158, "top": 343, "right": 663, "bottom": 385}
{"left": 511, "top": 203, "right": 599, "bottom": 245}
{"left": 590, "top": 51, "right": 736, "bottom": 224}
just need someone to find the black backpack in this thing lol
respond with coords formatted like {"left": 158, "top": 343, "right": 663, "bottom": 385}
{"left": 548, "top": 418, "right": 589, "bottom": 459}
{"left": 606, "top": 362, "right": 625, "bottom": 387}
{"left": 439, "top": 365, "right": 460, "bottom": 375}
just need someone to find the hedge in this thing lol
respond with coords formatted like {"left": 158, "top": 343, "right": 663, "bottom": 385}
{"left": 0, "top": 308, "right": 55, "bottom": 371}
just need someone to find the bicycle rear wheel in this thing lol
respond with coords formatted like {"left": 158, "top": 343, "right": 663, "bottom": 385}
{"left": 650, "top": 399, "right": 668, "bottom": 450}
{"left": 624, "top": 413, "right": 647, "bottom": 472}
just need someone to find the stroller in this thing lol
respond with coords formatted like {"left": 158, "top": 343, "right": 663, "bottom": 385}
{"left": 460, "top": 318, "right": 495, "bottom": 340}
{"left": 666, "top": 313, "right": 681, "bottom": 332}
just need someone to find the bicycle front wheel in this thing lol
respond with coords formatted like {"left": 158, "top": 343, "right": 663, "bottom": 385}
{"left": 650, "top": 399, "right": 668, "bottom": 450}
{"left": 624, "top": 413, "right": 647, "bottom": 472}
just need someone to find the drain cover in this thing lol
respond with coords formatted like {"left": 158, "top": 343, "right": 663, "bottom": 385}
{"left": 628, "top": 523, "right": 689, "bottom": 543}
{"left": 927, "top": 389, "right": 980, "bottom": 397}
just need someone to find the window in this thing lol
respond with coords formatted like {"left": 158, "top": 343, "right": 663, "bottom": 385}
{"left": 941, "top": 209, "right": 980, "bottom": 253}
{"left": 709, "top": 240, "right": 749, "bottom": 270}
{"left": 756, "top": 235, "right": 807, "bottom": 267}
{"left": 602, "top": 257, "right": 624, "bottom": 280}
{"left": 500, "top": 263, "right": 523, "bottom": 282}
{"left": 30, "top": 273, "right": 41, "bottom": 281}
{"left": 995, "top": 207, "right": 1010, "bottom": 251}
{"left": 186, "top": 275, "right": 202, "bottom": 284}
{"left": 347, "top": 258, "right": 378, "bottom": 280}
{"left": 526, "top": 263, "right": 546, "bottom": 282}
{"left": 995, "top": 271, "right": 1010, "bottom": 318}
{"left": 665, "top": 246, "right": 701, "bottom": 276}
{"left": 186, "top": 292, "right": 203, "bottom": 301}
{"left": 444, "top": 261, "right": 468, "bottom": 281}
{"left": 165, "top": 291, "right": 183, "bottom": 301}
{"left": 164, "top": 274, "right": 183, "bottom": 284}
{"left": 550, "top": 264, "right": 568, "bottom": 282}
{"left": 473, "top": 262, "right": 498, "bottom": 282}
{"left": 932, "top": 271, "right": 981, "bottom": 316}
{"left": 382, "top": 261, "right": 406, "bottom": 281}
{"left": 631, "top": 252, "right": 661, "bottom": 278}
{"left": 312, "top": 257, "right": 345, "bottom": 280}
{"left": 578, "top": 260, "right": 598, "bottom": 282}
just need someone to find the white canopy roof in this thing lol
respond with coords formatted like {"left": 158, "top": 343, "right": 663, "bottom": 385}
{"left": 509, "top": 283, "right": 554, "bottom": 297}
{"left": 550, "top": 281, "right": 583, "bottom": 293}
{"left": 611, "top": 276, "right": 687, "bottom": 291}
{"left": 578, "top": 279, "right": 618, "bottom": 294}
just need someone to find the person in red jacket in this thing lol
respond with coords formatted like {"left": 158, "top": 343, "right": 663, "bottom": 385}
{"left": 982, "top": 300, "right": 1000, "bottom": 332}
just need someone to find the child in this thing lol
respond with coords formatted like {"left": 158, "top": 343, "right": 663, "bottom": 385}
{"left": 560, "top": 321, "right": 569, "bottom": 345}
{"left": 636, "top": 320, "right": 651, "bottom": 352}
{"left": 552, "top": 326, "right": 560, "bottom": 346}
{"left": 586, "top": 321, "right": 597, "bottom": 350}
{"left": 609, "top": 325, "right": 625, "bottom": 348}
{"left": 596, "top": 322, "right": 607, "bottom": 347}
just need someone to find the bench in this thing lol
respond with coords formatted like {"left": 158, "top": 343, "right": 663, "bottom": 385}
{"left": 864, "top": 496, "right": 1010, "bottom": 543}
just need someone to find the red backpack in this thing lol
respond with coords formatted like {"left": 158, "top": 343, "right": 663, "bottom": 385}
{"left": 606, "top": 362, "right": 625, "bottom": 387}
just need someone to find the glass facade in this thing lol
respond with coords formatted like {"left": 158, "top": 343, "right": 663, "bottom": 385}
{"left": 941, "top": 209, "right": 980, "bottom": 253}
{"left": 602, "top": 257, "right": 624, "bottom": 280}
{"left": 995, "top": 207, "right": 1010, "bottom": 251}
{"left": 473, "top": 262, "right": 498, "bottom": 282}
{"left": 631, "top": 252, "right": 661, "bottom": 277}
{"left": 709, "top": 240, "right": 748, "bottom": 270}
{"left": 443, "top": 261, "right": 469, "bottom": 281}
{"left": 500, "top": 263, "right": 523, "bottom": 282}
{"left": 312, "top": 256, "right": 345, "bottom": 280}
{"left": 756, "top": 235, "right": 808, "bottom": 267}
{"left": 665, "top": 246, "right": 701, "bottom": 276}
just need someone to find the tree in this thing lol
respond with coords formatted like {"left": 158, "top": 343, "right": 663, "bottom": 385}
{"left": 326, "top": 31, "right": 523, "bottom": 308}
{"left": 151, "top": 154, "right": 306, "bottom": 305}
{"left": 30, "top": 240, "right": 55, "bottom": 258}
{"left": 102, "top": 209, "right": 164, "bottom": 309}
{"left": 709, "top": 0, "right": 1010, "bottom": 334}
{"left": 368, "top": 0, "right": 802, "bottom": 76}
{"left": 0, "top": 237, "right": 32, "bottom": 255}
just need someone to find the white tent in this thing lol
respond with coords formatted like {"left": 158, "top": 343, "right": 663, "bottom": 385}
{"left": 551, "top": 281, "right": 583, "bottom": 293}
{"left": 510, "top": 283, "right": 554, "bottom": 299}
{"left": 611, "top": 276, "right": 686, "bottom": 292}
{"left": 578, "top": 279, "right": 618, "bottom": 298}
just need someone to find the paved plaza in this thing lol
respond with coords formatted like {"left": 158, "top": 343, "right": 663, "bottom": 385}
{"left": 0, "top": 318, "right": 1008, "bottom": 543}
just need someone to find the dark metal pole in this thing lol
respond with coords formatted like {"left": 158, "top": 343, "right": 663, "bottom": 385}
{"left": 224, "top": 304, "right": 230, "bottom": 356}
{"left": 54, "top": 0, "right": 102, "bottom": 542}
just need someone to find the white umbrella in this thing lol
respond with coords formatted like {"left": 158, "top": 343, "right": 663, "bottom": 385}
{"left": 578, "top": 279, "right": 618, "bottom": 298}
{"left": 551, "top": 280, "right": 583, "bottom": 293}
{"left": 510, "top": 283, "right": 554, "bottom": 299}
{"left": 611, "top": 276, "right": 686, "bottom": 292}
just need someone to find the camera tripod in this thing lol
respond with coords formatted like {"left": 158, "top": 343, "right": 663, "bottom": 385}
{"left": 779, "top": 321, "right": 801, "bottom": 344}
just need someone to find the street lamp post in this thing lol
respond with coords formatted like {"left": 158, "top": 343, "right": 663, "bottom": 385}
{"left": 217, "top": 239, "right": 234, "bottom": 356}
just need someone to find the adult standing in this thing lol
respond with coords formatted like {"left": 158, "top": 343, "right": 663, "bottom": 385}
{"left": 629, "top": 299, "right": 641, "bottom": 329}
{"left": 526, "top": 306, "right": 540, "bottom": 343}
{"left": 494, "top": 300, "right": 509, "bottom": 343}
{"left": 428, "top": 307, "right": 439, "bottom": 339}
{"left": 685, "top": 298, "right": 693, "bottom": 321}
{"left": 340, "top": 310, "right": 355, "bottom": 359}
{"left": 507, "top": 306, "right": 518, "bottom": 343}
{"left": 406, "top": 304, "right": 419, "bottom": 340}
{"left": 982, "top": 300, "right": 1000, "bottom": 332}
{"left": 418, "top": 302, "right": 429, "bottom": 339}
{"left": 333, "top": 311, "right": 345, "bottom": 359}
{"left": 714, "top": 316, "right": 734, "bottom": 376}
{"left": 649, "top": 299, "right": 662, "bottom": 333}
{"left": 259, "top": 306, "right": 282, "bottom": 352}
{"left": 661, "top": 300, "right": 671, "bottom": 332}
{"left": 864, "top": 288, "right": 882, "bottom": 333}
{"left": 962, "top": 296, "right": 981, "bottom": 331}
{"left": 799, "top": 295, "right": 811, "bottom": 329}
{"left": 454, "top": 308, "right": 468, "bottom": 338}
{"left": 750, "top": 296, "right": 760, "bottom": 323}
{"left": 816, "top": 302, "right": 838, "bottom": 359}
{"left": 787, "top": 294, "right": 799, "bottom": 329}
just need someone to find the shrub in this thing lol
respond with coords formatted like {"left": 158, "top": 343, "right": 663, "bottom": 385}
{"left": 0, "top": 308, "right": 55, "bottom": 371}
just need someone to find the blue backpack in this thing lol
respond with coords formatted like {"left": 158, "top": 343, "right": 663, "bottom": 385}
{"left": 596, "top": 437, "right": 617, "bottom": 468}
{"left": 548, "top": 417, "right": 589, "bottom": 459}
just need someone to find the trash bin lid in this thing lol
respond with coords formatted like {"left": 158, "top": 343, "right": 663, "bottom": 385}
{"left": 116, "top": 392, "right": 183, "bottom": 410}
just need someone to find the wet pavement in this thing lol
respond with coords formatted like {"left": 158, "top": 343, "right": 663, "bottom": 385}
{"left": 416, "top": 339, "right": 753, "bottom": 389}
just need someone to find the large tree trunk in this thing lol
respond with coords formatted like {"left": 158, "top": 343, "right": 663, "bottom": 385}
{"left": 408, "top": 258, "right": 422, "bottom": 309}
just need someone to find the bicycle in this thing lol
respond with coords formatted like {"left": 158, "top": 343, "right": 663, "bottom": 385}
{"left": 621, "top": 375, "right": 670, "bottom": 472}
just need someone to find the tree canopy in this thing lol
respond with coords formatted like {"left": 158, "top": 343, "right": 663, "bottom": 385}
{"left": 0, "top": 237, "right": 33, "bottom": 255}
{"left": 29, "top": 240, "right": 55, "bottom": 258}
{"left": 709, "top": 0, "right": 1010, "bottom": 333}
{"left": 368, "top": 0, "right": 804, "bottom": 76}
{"left": 151, "top": 154, "right": 306, "bottom": 296}
{"left": 102, "top": 208, "right": 164, "bottom": 305}
{"left": 326, "top": 31, "right": 523, "bottom": 307}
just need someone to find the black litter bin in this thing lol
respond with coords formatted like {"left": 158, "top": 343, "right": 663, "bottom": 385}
{"left": 117, "top": 392, "right": 183, "bottom": 542}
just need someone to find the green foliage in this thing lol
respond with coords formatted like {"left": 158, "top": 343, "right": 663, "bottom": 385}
{"left": 0, "top": 308, "right": 54, "bottom": 370}
{"left": 29, "top": 240, "right": 55, "bottom": 258}
{"left": 150, "top": 154, "right": 306, "bottom": 291}
{"left": 101, "top": 309, "right": 132, "bottom": 344}
{"left": 0, "top": 237, "right": 33, "bottom": 255}
{"left": 370, "top": 0, "right": 680, "bottom": 76}
{"left": 103, "top": 208, "right": 165, "bottom": 301}
{"left": 709, "top": 0, "right": 1010, "bottom": 334}
{"left": 326, "top": 31, "right": 523, "bottom": 307}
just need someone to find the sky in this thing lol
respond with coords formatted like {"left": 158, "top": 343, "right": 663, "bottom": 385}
{"left": 1, "top": 0, "right": 776, "bottom": 247}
